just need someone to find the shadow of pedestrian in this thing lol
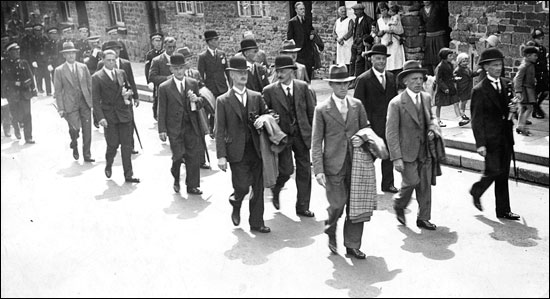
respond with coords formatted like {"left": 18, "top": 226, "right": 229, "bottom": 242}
{"left": 154, "top": 143, "right": 172, "bottom": 157}
{"left": 94, "top": 179, "right": 138, "bottom": 201}
{"left": 224, "top": 213, "right": 324, "bottom": 265}
{"left": 163, "top": 193, "right": 212, "bottom": 220}
{"left": 475, "top": 215, "right": 541, "bottom": 247}
{"left": 57, "top": 160, "right": 99, "bottom": 177}
{"left": 375, "top": 193, "right": 399, "bottom": 212}
{"left": 1, "top": 139, "right": 23, "bottom": 154}
{"left": 398, "top": 226, "right": 457, "bottom": 260}
{"left": 325, "top": 254, "right": 402, "bottom": 298}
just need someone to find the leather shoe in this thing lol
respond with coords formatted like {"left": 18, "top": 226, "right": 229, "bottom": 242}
{"left": 497, "top": 212, "right": 520, "bottom": 220}
{"left": 328, "top": 233, "right": 337, "bottom": 254}
{"left": 14, "top": 131, "right": 21, "bottom": 140}
{"left": 394, "top": 206, "right": 406, "bottom": 225}
{"left": 173, "top": 180, "right": 180, "bottom": 193}
{"left": 271, "top": 188, "right": 280, "bottom": 210}
{"left": 346, "top": 248, "right": 366, "bottom": 259}
{"left": 470, "top": 190, "right": 483, "bottom": 211}
{"left": 104, "top": 166, "right": 112, "bottom": 178}
{"left": 25, "top": 139, "right": 35, "bottom": 144}
{"left": 199, "top": 162, "right": 210, "bottom": 169}
{"left": 4, "top": 132, "right": 11, "bottom": 137}
{"left": 416, "top": 219, "right": 437, "bottom": 230}
{"left": 250, "top": 226, "right": 271, "bottom": 233}
{"left": 84, "top": 158, "right": 95, "bottom": 163}
{"left": 125, "top": 177, "right": 140, "bottom": 183}
{"left": 230, "top": 201, "right": 241, "bottom": 226}
{"left": 296, "top": 210, "right": 315, "bottom": 217}
{"left": 382, "top": 186, "right": 399, "bottom": 193}
{"left": 131, "top": 150, "right": 139, "bottom": 155}
{"left": 72, "top": 148, "right": 79, "bottom": 160}
{"left": 187, "top": 187, "right": 203, "bottom": 195}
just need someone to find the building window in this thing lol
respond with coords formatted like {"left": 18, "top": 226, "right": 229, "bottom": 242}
{"left": 108, "top": 1, "right": 125, "bottom": 26}
{"left": 176, "top": 1, "right": 204, "bottom": 15}
{"left": 59, "top": 1, "right": 72, "bottom": 22}
{"left": 238, "top": 1, "right": 269, "bottom": 18}
{"left": 539, "top": 1, "right": 549, "bottom": 10}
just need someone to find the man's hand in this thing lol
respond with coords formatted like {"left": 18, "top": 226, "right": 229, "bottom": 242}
{"left": 148, "top": 82, "right": 154, "bottom": 90}
{"left": 58, "top": 110, "right": 65, "bottom": 118}
{"left": 159, "top": 132, "right": 167, "bottom": 142}
{"left": 124, "top": 99, "right": 131, "bottom": 105}
{"left": 99, "top": 119, "right": 108, "bottom": 128}
{"left": 351, "top": 135, "right": 364, "bottom": 147}
{"left": 476, "top": 146, "right": 487, "bottom": 157}
{"left": 134, "top": 99, "right": 140, "bottom": 107}
{"left": 32, "top": 61, "right": 38, "bottom": 68}
{"left": 309, "top": 34, "right": 314, "bottom": 40}
{"left": 253, "top": 118, "right": 264, "bottom": 129}
{"left": 315, "top": 173, "right": 326, "bottom": 188}
{"left": 47, "top": 65, "right": 53, "bottom": 72}
{"left": 393, "top": 158, "right": 404, "bottom": 173}
{"left": 218, "top": 157, "right": 227, "bottom": 172}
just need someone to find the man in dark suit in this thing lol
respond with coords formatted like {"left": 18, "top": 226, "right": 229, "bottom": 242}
{"left": 354, "top": 44, "right": 398, "bottom": 193}
{"left": 263, "top": 55, "right": 315, "bottom": 217}
{"left": 157, "top": 53, "right": 205, "bottom": 195}
{"left": 238, "top": 38, "right": 270, "bottom": 93}
{"left": 287, "top": 1, "right": 315, "bottom": 80}
{"left": 197, "top": 30, "right": 229, "bottom": 98}
{"left": 349, "top": 3, "right": 374, "bottom": 77}
{"left": 149, "top": 37, "right": 177, "bottom": 121}
{"left": 105, "top": 26, "right": 129, "bottom": 60}
{"left": 92, "top": 49, "right": 139, "bottom": 183}
{"left": 470, "top": 48, "right": 520, "bottom": 220}
{"left": 216, "top": 56, "right": 273, "bottom": 233}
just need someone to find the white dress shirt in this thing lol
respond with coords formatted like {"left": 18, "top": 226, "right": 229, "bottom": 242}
{"left": 372, "top": 68, "right": 386, "bottom": 88}
{"left": 280, "top": 80, "right": 294, "bottom": 96}
{"left": 233, "top": 86, "right": 247, "bottom": 106}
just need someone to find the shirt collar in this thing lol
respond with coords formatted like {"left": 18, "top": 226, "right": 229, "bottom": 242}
{"left": 103, "top": 67, "right": 114, "bottom": 77}
{"left": 208, "top": 47, "right": 216, "bottom": 56}
{"left": 233, "top": 86, "right": 246, "bottom": 95}
{"left": 487, "top": 74, "right": 500, "bottom": 83}
{"left": 164, "top": 52, "right": 171, "bottom": 61}
{"left": 372, "top": 68, "right": 385, "bottom": 78}
{"left": 246, "top": 61, "right": 254, "bottom": 69}
{"left": 406, "top": 88, "right": 420, "bottom": 102}
{"left": 331, "top": 93, "right": 347, "bottom": 107}
{"left": 280, "top": 80, "right": 294, "bottom": 93}
{"left": 174, "top": 76, "right": 185, "bottom": 90}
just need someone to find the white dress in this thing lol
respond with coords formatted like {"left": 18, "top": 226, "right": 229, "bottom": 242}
{"left": 334, "top": 17, "right": 353, "bottom": 65}
{"left": 377, "top": 15, "right": 406, "bottom": 71}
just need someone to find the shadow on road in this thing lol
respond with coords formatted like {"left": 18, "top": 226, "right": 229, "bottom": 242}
{"left": 94, "top": 179, "right": 138, "bottom": 201}
{"left": 475, "top": 215, "right": 541, "bottom": 247}
{"left": 163, "top": 193, "right": 212, "bottom": 219}
{"left": 398, "top": 226, "right": 458, "bottom": 260}
{"left": 57, "top": 160, "right": 99, "bottom": 177}
{"left": 325, "top": 254, "right": 401, "bottom": 298}
{"left": 224, "top": 213, "right": 324, "bottom": 265}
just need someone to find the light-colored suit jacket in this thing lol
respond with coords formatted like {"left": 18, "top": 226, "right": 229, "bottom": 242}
{"left": 312, "top": 96, "right": 370, "bottom": 176}
{"left": 385, "top": 90, "right": 438, "bottom": 162}
{"left": 54, "top": 61, "right": 92, "bottom": 113}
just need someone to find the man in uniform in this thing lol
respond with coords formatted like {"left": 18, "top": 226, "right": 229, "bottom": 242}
{"left": 45, "top": 27, "right": 61, "bottom": 84}
{"left": 75, "top": 25, "right": 90, "bottom": 63}
{"left": 29, "top": 23, "right": 52, "bottom": 96}
{"left": 105, "top": 26, "right": 129, "bottom": 60}
{"left": 145, "top": 32, "right": 164, "bottom": 88}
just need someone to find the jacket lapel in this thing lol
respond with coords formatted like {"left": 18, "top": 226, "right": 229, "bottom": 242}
{"left": 367, "top": 70, "right": 386, "bottom": 94}
{"left": 115, "top": 69, "right": 124, "bottom": 87}
{"left": 277, "top": 82, "right": 290, "bottom": 112}
{"left": 482, "top": 78, "right": 504, "bottom": 115}
{"left": 99, "top": 69, "right": 118, "bottom": 91}
{"left": 228, "top": 90, "right": 244, "bottom": 122}
{"left": 326, "top": 96, "right": 345, "bottom": 127}
{"left": 169, "top": 78, "right": 184, "bottom": 106}
{"left": 63, "top": 63, "right": 75, "bottom": 87}
{"left": 401, "top": 92, "right": 420, "bottom": 126}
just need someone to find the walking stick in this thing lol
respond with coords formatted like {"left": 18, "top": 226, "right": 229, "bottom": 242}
{"left": 133, "top": 119, "right": 143, "bottom": 150}
{"left": 202, "top": 136, "right": 211, "bottom": 169}
{"left": 511, "top": 148, "right": 518, "bottom": 186}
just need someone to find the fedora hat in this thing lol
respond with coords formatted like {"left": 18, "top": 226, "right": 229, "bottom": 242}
{"left": 226, "top": 56, "right": 248, "bottom": 71}
{"left": 102, "top": 40, "right": 122, "bottom": 51}
{"left": 280, "top": 39, "right": 301, "bottom": 53}
{"left": 239, "top": 39, "right": 258, "bottom": 52}
{"left": 274, "top": 56, "right": 297, "bottom": 70}
{"left": 324, "top": 65, "right": 355, "bottom": 82}
{"left": 351, "top": 3, "right": 364, "bottom": 10}
{"left": 60, "top": 41, "right": 79, "bottom": 53}
{"left": 176, "top": 47, "right": 193, "bottom": 58}
{"left": 204, "top": 30, "right": 219, "bottom": 41}
{"left": 167, "top": 53, "right": 188, "bottom": 66}
{"left": 366, "top": 44, "right": 391, "bottom": 57}
{"left": 477, "top": 48, "right": 504, "bottom": 65}
{"left": 397, "top": 60, "right": 427, "bottom": 82}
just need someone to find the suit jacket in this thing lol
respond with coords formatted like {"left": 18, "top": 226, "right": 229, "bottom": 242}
{"left": 54, "top": 61, "right": 93, "bottom": 113}
{"left": 215, "top": 89, "right": 270, "bottom": 163}
{"left": 386, "top": 91, "right": 438, "bottom": 162}
{"left": 97, "top": 58, "right": 139, "bottom": 100}
{"left": 91, "top": 68, "right": 133, "bottom": 124}
{"left": 352, "top": 15, "right": 374, "bottom": 48}
{"left": 144, "top": 48, "right": 164, "bottom": 83}
{"left": 263, "top": 79, "right": 315, "bottom": 148}
{"left": 311, "top": 96, "right": 370, "bottom": 176}
{"left": 354, "top": 69, "right": 397, "bottom": 138}
{"left": 149, "top": 53, "right": 172, "bottom": 87}
{"left": 246, "top": 64, "right": 270, "bottom": 92}
{"left": 197, "top": 49, "right": 229, "bottom": 97}
{"left": 287, "top": 15, "right": 313, "bottom": 50}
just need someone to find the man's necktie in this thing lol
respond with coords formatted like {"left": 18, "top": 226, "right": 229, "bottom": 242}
{"left": 415, "top": 94, "right": 422, "bottom": 112}
{"left": 180, "top": 82, "right": 184, "bottom": 96}
{"left": 494, "top": 80, "right": 501, "bottom": 93}
{"left": 380, "top": 74, "right": 386, "bottom": 90}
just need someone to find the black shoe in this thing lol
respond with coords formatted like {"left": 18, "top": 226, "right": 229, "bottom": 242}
{"left": 382, "top": 186, "right": 399, "bottom": 193}
{"left": 496, "top": 212, "right": 520, "bottom": 220}
{"left": 25, "top": 139, "right": 35, "bottom": 144}
{"left": 296, "top": 210, "right": 315, "bottom": 217}
{"left": 131, "top": 150, "right": 139, "bottom": 155}
{"left": 125, "top": 177, "right": 140, "bottom": 183}
{"left": 461, "top": 115, "right": 470, "bottom": 121}
{"left": 230, "top": 201, "right": 240, "bottom": 226}
{"left": 14, "top": 131, "right": 21, "bottom": 140}
{"left": 199, "top": 162, "right": 210, "bottom": 169}
{"left": 271, "top": 188, "right": 280, "bottom": 210}
{"left": 394, "top": 206, "right": 406, "bottom": 225}
{"left": 346, "top": 248, "right": 366, "bottom": 259}
{"left": 104, "top": 165, "right": 112, "bottom": 178}
{"left": 459, "top": 119, "right": 470, "bottom": 126}
{"left": 470, "top": 190, "right": 483, "bottom": 211}
{"left": 187, "top": 187, "right": 203, "bottom": 195}
{"left": 72, "top": 148, "right": 79, "bottom": 160}
{"left": 173, "top": 180, "right": 180, "bottom": 193}
{"left": 251, "top": 226, "right": 271, "bottom": 233}
{"left": 84, "top": 158, "right": 95, "bottom": 162}
{"left": 328, "top": 233, "right": 337, "bottom": 254}
{"left": 416, "top": 219, "right": 437, "bottom": 230}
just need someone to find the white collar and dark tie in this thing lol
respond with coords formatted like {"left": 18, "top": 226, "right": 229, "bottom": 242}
{"left": 372, "top": 68, "right": 386, "bottom": 89}
{"left": 406, "top": 88, "right": 422, "bottom": 110}
{"left": 67, "top": 62, "right": 76, "bottom": 74}
{"left": 487, "top": 75, "right": 501, "bottom": 92}
{"left": 281, "top": 81, "right": 293, "bottom": 96}
{"left": 208, "top": 47, "right": 216, "bottom": 57}
{"left": 174, "top": 77, "right": 185, "bottom": 95}
{"left": 233, "top": 86, "right": 247, "bottom": 106}
{"left": 246, "top": 61, "right": 255, "bottom": 73}
{"left": 332, "top": 94, "right": 348, "bottom": 122}
{"left": 104, "top": 67, "right": 116, "bottom": 81}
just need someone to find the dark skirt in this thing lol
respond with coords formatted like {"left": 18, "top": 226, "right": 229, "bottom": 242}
{"left": 424, "top": 32, "right": 448, "bottom": 66}
{"left": 434, "top": 90, "right": 459, "bottom": 106}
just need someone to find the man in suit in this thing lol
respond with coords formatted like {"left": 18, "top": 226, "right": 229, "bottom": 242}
{"left": 105, "top": 26, "right": 129, "bottom": 60}
{"left": 149, "top": 36, "right": 177, "bottom": 121}
{"left": 263, "top": 55, "right": 315, "bottom": 217}
{"left": 280, "top": 39, "right": 310, "bottom": 83}
{"left": 349, "top": 3, "right": 374, "bottom": 77}
{"left": 311, "top": 65, "right": 371, "bottom": 259}
{"left": 354, "top": 44, "right": 398, "bottom": 193}
{"left": 287, "top": 1, "right": 315, "bottom": 80}
{"left": 238, "top": 39, "right": 270, "bottom": 93}
{"left": 157, "top": 53, "right": 205, "bottom": 194}
{"left": 470, "top": 48, "right": 520, "bottom": 220}
{"left": 216, "top": 56, "right": 272, "bottom": 234}
{"left": 386, "top": 60, "right": 439, "bottom": 230}
{"left": 197, "top": 30, "right": 229, "bottom": 98}
{"left": 54, "top": 41, "right": 94, "bottom": 162}
{"left": 92, "top": 49, "right": 139, "bottom": 183}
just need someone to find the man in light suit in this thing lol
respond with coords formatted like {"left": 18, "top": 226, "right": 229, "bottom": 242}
{"left": 158, "top": 53, "right": 205, "bottom": 195}
{"left": 386, "top": 60, "right": 439, "bottom": 230}
{"left": 216, "top": 56, "right": 273, "bottom": 234}
{"left": 354, "top": 44, "right": 399, "bottom": 193}
{"left": 92, "top": 50, "right": 139, "bottom": 183}
{"left": 311, "top": 65, "right": 371, "bottom": 259}
{"left": 54, "top": 41, "right": 94, "bottom": 162}
{"left": 149, "top": 36, "right": 177, "bottom": 121}
{"left": 287, "top": 1, "right": 315, "bottom": 80}
{"left": 263, "top": 55, "right": 315, "bottom": 217}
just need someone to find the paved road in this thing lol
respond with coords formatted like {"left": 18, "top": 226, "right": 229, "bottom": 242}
{"left": 1, "top": 95, "right": 548, "bottom": 297}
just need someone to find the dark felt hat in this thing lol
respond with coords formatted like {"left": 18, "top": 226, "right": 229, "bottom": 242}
{"left": 176, "top": 47, "right": 193, "bottom": 58}
{"left": 167, "top": 53, "right": 188, "bottom": 66}
{"left": 280, "top": 39, "right": 301, "bottom": 53}
{"left": 324, "top": 65, "right": 355, "bottom": 82}
{"left": 239, "top": 39, "right": 258, "bottom": 52}
{"left": 226, "top": 56, "right": 248, "bottom": 71}
{"left": 397, "top": 60, "right": 428, "bottom": 82}
{"left": 366, "top": 44, "right": 391, "bottom": 57}
{"left": 204, "top": 30, "right": 219, "bottom": 41}
{"left": 102, "top": 40, "right": 122, "bottom": 51}
{"left": 477, "top": 48, "right": 504, "bottom": 65}
{"left": 274, "top": 56, "right": 297, "bottom": 70}
{"left": 522, "top": 46, "right": 539, "bottom": 56}
{"left": 60, "top": 41, "right": 79, "bottom": 53}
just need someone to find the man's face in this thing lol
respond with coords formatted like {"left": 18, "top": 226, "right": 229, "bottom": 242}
{"left": 403, "top": 73, "right": 425, "bottom": 93}
{"left": 483, "top": 60, "right": 503, "bottom": 79}
{"left": 63, "top": 29, "right": 73, "bottom": 39}
{"left": 526, "top": 53, "right": 538, "bottom": 63}
{"left": 165, "top": 42, "right": 176, "bottom": 56}
{"left": 87, "top": 39, "right": 99, "bottom": 48}
{"left": 108, "top": 31, "right": 119, "bottom": 39}
{"left": 534, "top": 36, "right": 543, "bottom": 45}
{"left": 112, "top": 47, "right": 121, "bottom": 57}
{"left": 170, "top": 65, "right": 186, "bottom": 80}
{"left": 296, "top": 4, "right": 306, "bottom": 17}
{"left": 243, "top": 49, "right": 258, "bottom": 62}
{"left": 371, "top": 54, "right": 387, "bottom": 73}
{"left": 276, "top": 68, "right": 293, "bottom": 84}
{"left": 8, "top": 48, "right": 20, "bottom": 60}
{"left": 207, "top": 37, "right": 219, "bottom": 49}
{"left": 63, "top": 52, "right": 76, "bottom": 63}
{"left": 33, "top": 29, "right": 42, "bottom": 36}
{"left": 338, "top": 7, "right": 346, "bottom": 18}
{"left": 230, "top": 70, "right": 248, "bottom": 86}
{"left": 353, "top": 8, "right": 364, "bottom": 18}
{"left": 79, "top": 31, "right": 88, "bottom": 39}
{"left": 330, "top": 81, "right": 349, "bottom": 98}
{"left": 48, "top": 32, "right": 59, "bottom": 41}
{"left": 103, "top": 53, "right": 117, "bottom": 70}
{"left": 152, "top": 39, "right": 162, "bottom": 50}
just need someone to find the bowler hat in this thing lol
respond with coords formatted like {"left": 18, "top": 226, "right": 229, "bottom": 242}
{"left": 397, "top": 60, "right": 427, "bottom": 82}
{"left": 280, "top": 39, "right": 301, "bottom": 53}
{"left": 176, "top": 47, "right": 193, "bottom": 58}
{"left": 274, "top": 56, "right": 297, "bottom": 70}
{"left": 522, "top": 46, "right": 539, "bottom": 56}
{"left": 239, "top": 39, "right": 258, "bottom": 52}
{"left": 366, "top": 44, "right": 391, "bottom": 57}
{"left": 204, "top": 30, "right": 219, "bottom": 41}
{"left": 5, "top": 41, "right": 20, "bottom": 51}
{"left": 477, "top": 48, "right": 504, "bottom": 65}
{"left": 324, "top": 65, "right": 355, "bottom": 82}
{"left": 102, "top": 40, "right": 122, "bottom": 51}
{"left": 167, "top": 53, "right": 188, "bottom": 66}
{"left": 60, "top": 41, "right": 79, "bottom": 53}
{"left": 226, "top": 56, "right": 248, "bottom": 71}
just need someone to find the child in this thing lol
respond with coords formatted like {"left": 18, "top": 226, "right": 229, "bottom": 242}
{"left": 454, "top": 52, "right": 479, "bottom": 123}
{"left": 360, "top": 35, "right": 375, "bottom": 72}
{"left": 434, "top": 48, "right": 465, "bottom": 127}
{"left": 386, "top": 5, "right": 402, "bottom": 47}
{"left": 513, "top": 46, "right": 539, "bottom": 136}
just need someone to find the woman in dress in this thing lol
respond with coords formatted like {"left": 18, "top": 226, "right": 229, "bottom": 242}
{"left": 376, "top": 2, "right": 405, "bottom": 76}
{"left": 333, "top": 6, "right": 354, "bottom": 70}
